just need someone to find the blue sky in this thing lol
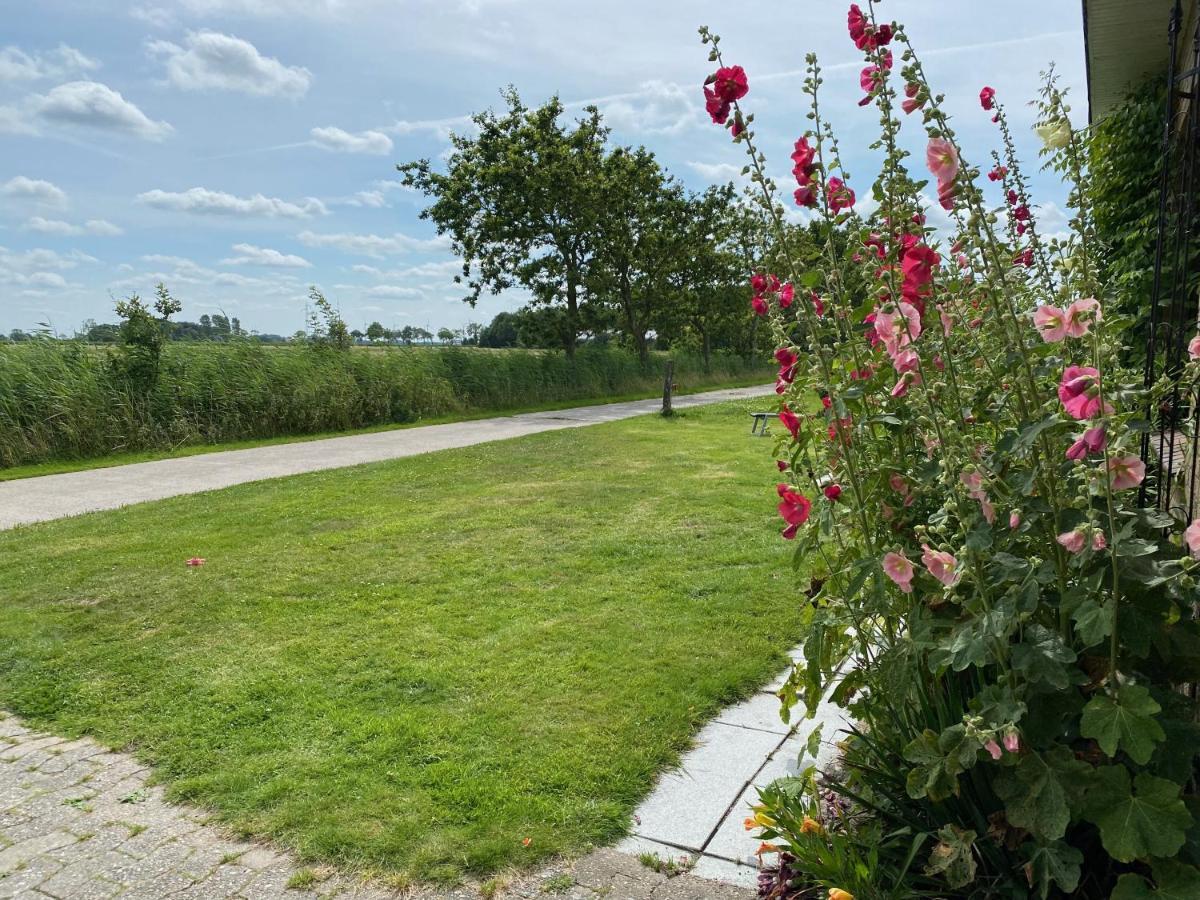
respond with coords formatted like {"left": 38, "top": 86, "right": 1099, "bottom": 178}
{"left": 0, "top": 0, "right": 1086, "bottom": 336}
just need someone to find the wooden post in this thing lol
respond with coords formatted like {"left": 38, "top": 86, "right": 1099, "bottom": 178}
{"left": 661, "top": 360, "right": 674, "bottom": 416}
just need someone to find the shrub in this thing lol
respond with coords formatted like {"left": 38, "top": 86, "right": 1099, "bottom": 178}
{"left": 699, "top": 4, "right": 1200, "bottom": 897}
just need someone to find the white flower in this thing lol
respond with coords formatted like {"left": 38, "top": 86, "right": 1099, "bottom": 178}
{"left": 1035, "top": 119, "right": 1072, "bottom": 150}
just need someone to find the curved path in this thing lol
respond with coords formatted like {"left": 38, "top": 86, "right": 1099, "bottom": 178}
{"left": 0, "top": 385, "right": 774, "bottom": 531}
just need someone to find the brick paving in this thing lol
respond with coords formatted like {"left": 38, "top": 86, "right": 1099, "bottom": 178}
{"left": 0, "top": 714, "right": 753, "bottom": 899}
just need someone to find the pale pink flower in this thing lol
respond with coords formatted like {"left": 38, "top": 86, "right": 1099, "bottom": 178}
{"left": 984, "top": 740, "right": 1002, "bottom": 761}
{"left": 1092, "top": 531, "right": 1107, "bottom": 552}
{"left": 937, "top": 304, "right": 953, "bottom": 336}
{"left": 1009, "top": 510, "right": 1021, "bottom": 529}
{"left": 1108, "top": 455, "right": 1146, "bottom": 491}
{"left": 891, "top": 374, "right": 919, "bottom": 398}
{"left": 1002, "top": 728, "right": 1020, "bottom": 753}
{"left": 1057, "top": 529, "right": 1086, "bottom": 554}
{"left": 889, "top": 473, "right": 909, "bottom": 495}
{"left": 875, "top": 302, "right": 923, "bottom": 349}
{"left": 1185, "top": 519, "right": 1200, "bottom": 558}
{"left": 1064, "top": 297, "right": 1101, "bottom": 338}
{"left": 960, "top": 471, "right": 984, "bottom": 497}
{"left": 926, "top": 137, "right": 959, "bottom": 184}
{"left": 892, "top": 348, "right": 920, "bottom": 374}
{"left": 882, "top": 551, "right": 915, "bottom": 593}
{"left": 1033, "top": 305, "right": 1068, "bottom": 342}
{"left": 1190, "top": 335, "right": 1200, "bottom": 360}
{"left": 979, "top": 497, "right": 996, "bottom": 524}
{"left": 921, "top": 544, "right": 960, "bottom": 586}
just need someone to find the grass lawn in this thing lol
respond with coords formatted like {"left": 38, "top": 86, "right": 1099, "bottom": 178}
{"left": 0, "top": 376, "right": 769, "bottom": 483}
{"left": 0, "top": 400, "right": 807, "bottom": 884}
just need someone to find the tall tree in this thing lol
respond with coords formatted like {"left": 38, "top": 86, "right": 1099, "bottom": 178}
{"left": 399, "top": 89, "right": 608, "bottom": 358}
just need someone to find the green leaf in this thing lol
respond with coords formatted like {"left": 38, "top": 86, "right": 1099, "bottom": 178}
{"left": 1080, "top": 684, "right": 1165, "bottom": 764}
{"left": 1072, "top": 597, "right": 1114, "bottom": 647}
{"left": 1021, "top": 840, "right": 1082, "bottom": 898}
{"left": 993, "top": 746, "right": 1089, "bottom": 842}
{"left": 903, "top": 725, "right": 980, "bottom": 802}
{"left": 924, "top": 824, "right": 978, "bottom": 889}
{"left": 1118, "top": 538, "right": 1161, "bottom": 558}
{"left": 1011, "top": 624, "right": 1077, "bottom": 690}
{"left": 1111, "top": 861, "right": 1200, "bottom": 899}
{"left": 1014, "top": 415, "right": 1062, "bottom": 454}
{"left": 1082, "top": 767, "right": 1192, "bottom": 862}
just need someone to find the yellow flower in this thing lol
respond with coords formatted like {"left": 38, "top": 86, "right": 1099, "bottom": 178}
{"left": 800, "top": 816, "right": 824, "bottom": 835}
{"left": 828, "top": 890, "right": 854, "bottom": 900}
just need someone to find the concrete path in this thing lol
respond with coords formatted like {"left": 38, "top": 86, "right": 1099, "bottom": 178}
{"left": 0, "top": 712, "right": 755, "bottom": 899}
{"left": 0, "top": 386, "right": 774, "bottom": 531}
{"left": 614, "top": 651, "right": 850, "bottom": 890}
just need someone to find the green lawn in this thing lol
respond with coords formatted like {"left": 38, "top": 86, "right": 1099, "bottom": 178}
{"left": 0, "top": 400, "right": 807, "bottom": 883}
{"left": 0, "top": 376, "right": 768, "bottom": 482}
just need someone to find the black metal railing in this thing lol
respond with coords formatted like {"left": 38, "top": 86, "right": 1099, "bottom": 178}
{"left": 1140, "top": 0, "right": 1200, "bottom": 519}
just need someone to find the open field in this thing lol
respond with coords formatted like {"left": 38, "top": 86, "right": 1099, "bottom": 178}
{"left": 0, "top": 342, "right": 770, "bottom": 471}
{"left": 0, "top": 400, "right": 808, "bottom": 884}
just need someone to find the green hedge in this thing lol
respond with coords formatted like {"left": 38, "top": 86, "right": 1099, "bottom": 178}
{"left": 0, "top": 342, "right": 769, "bottom": 468}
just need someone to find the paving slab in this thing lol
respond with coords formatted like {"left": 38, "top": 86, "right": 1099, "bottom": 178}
{"left": 0, "top": 385, "right": 773, "bottom": 530}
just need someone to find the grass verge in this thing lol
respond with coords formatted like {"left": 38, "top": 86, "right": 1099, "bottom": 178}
{"left": 0, "top": 399, "right": 806, "bottom": 883}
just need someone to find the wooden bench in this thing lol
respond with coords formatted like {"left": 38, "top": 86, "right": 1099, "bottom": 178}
{"left": 749, "top": 412, "right": 771, "bottom": 435}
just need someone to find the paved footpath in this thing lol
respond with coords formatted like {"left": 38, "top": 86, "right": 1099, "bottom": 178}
{"left": 0, "top": 386, "right": 773, "bottom": 531}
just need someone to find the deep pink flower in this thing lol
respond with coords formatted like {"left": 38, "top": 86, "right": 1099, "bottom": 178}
{"left": 810, "top": 292, "right": 825, "bottom": 317}
{"left": 779, "top": 406, "right": 801, "bottom": 440}
{"left": 1108, "top": 455, "right": 1146, "bottom": 491}
{"left": 827, "top": 177, "right": 855, "bottom": 212}
{"left": 751, "top": 295, "right": 768, "bottom": 317}
{"left": 703, "top": 87, "right": 730, "bottom": 125}
{"left": 882, "top": 551, "right": 915, "bottom": 593}
{"left": 711, "top": 66, "right": 749, "bottom": 103}
{"left": 937, "top": 178, "right": 958, "bottom": 210}
{"left": 1015, "top": 247, "right": 1034, "bottom": 267}
{"left": 777, "top": 483, "right": 812, "bottom": 540}
{"left": 1190, "top": 334, "right": 1200, "bottom": 360}
{"left": 1033, "top": 305, "right": 1068, "bottom": 342}
{"left": 987, "top": 165, "right": 1007, "bottom": 182}
{"left": 901, "top": 82, "right": 924, "bottom": 115}
{"left": 778, "top": 283, "right": 795, "bottom": 308}
{"left": 921, "top": 544, "right": 960, "bottom": 586}
{"left": 791, "top": 137, "right": 816, "bottom": 169}
{"left": 793, "top": 183, "right": 817, "bottom": 208}
{"left": 186, "top": 557, "right": 206, "bottom": 567}
{"left": 777, "top": 460, "right": 789, "bottom": 472}
{"left": 901, "top": 244, "right": 939, "bottom": 287}
{"left": 980, "top": 86, "right": 996, "bottom": 110}
{"left": 938, "top": 305, "right": 954, "bottom": 336}
{"left": 1064, "top": 297, "right": 1101, "bottom": 338}
{"left": 1065, "top": 424, "right": 1107, "bottom": 461}
{"left": 824, "top": 484, "right": 843, "bottom": 501}
{"left": 1058, "top": 366, "right": 1106, "bottom": 420}
{"left": 926, "top": 138, "right": 960, "bottom": 185}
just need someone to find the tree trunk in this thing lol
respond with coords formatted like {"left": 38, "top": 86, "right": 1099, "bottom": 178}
{"left": 701, "top": 329, "right": 712, "bottom": 373}
{"left": 661, "top": 359, "right": 674, "bottom": 416}
{"left": 564, "top": 275, "right": 579, "bottom": 359}
{"left": 619, "top": 273, "right": 649, "bottom": 368}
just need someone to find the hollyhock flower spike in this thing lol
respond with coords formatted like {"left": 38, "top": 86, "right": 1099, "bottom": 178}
{"left": 827, "top": 177, "right": 855, "bottom": 212}
{"left": 882, "top": 552, "right": 915, "bottom": 593}
{"left": 710, "top": 66, "right": 748, "bottom": 102}
{"left": 921, "top": 544, "right": 961, "bottom": 587}
{"left": 751, "top": 295, "right": 768, "bottom": 317}
{"left": 778, "top": 283, "right": 794, "bottom": 308}
{"left": 1033, "top": 305, "right": 1067, "bottom": 342}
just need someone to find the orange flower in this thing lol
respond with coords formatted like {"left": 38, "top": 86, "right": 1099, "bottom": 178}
{"left": 743, "top": 817, "right": 757, "bottom": 831}
{"left": 521, "top": 837, "right": 532, "bottom": 847}
{"left": 828, "top": 890, "right": 854, "bottom": 900}
{"left": 756, "top": 842, "right": 780, "bottom": 856}
{"left": 800, "top": 816, "right": 824, "bottom": 835}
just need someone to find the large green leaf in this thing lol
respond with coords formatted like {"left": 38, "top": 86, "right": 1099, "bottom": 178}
{"left": 1111, "top": 861, "right": 1200, "bottom": 899}
{"left": 1080, "top": 684, "right": 1165, "bottom": 765}
{"left": 993, "top": 746, "right": 1089, "bottom": 842}
{"left": 1071, "top": 596, "right": 1114, "bottom": 647}
{"left": 1011, "top": 624, "right": 1078, "bottom": 689}
{"left": 1020, "top": 840, "right": 1082, "bottom": 898}
{"left": 1082, "top": 767, "right": 1192, "bottom": 862}
{"left": 903, "top": 725, "right": 980, "bottom": 802}
{"left": 924, "top": 824, "right": 978, "bottom": 889}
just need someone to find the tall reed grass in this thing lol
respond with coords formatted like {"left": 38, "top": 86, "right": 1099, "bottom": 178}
{"left": 0, "top": 341, "right": 769, "bottom": 467}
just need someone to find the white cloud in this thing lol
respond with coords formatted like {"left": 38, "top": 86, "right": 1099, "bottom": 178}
{"left": 365, "top": 285, "right": 423, "bottom": 298}
{"left": 137, "top": 187, "right": 327, "bottom": 218}
{"left": 148, "top": 31, "right": 311, "bottom": 99}
{"left": 0, "top": 246, "right": 96, "bottom": 292}
{"left": 0, "top": 105, "right": 35, "bottom": 135}
{"left": 297, "top": 229, "right": 450, "bottom": 258}
{"left": 0, "top": 44, "right": 99, "bottom": 83}
{"left": 2, "top": 176, "right": 68, "bottom": 208}
{"left": 220, "top": 243, "right": 312, "bottom": 267}
{"left": 310, "top": 126, "right": 393, "bottom": 155}
{"left": 31, "top": 81, "right": 173, "bottom": 141}
{"left": 386, "top": 114, "right": 473, "bottom": 141}
{"left": 686, "top": 161, "right": 744, "bottom": 182}
{"left": 23, "top": 217, "right": 124, "bottom": 237}
{"left": 130, "top": 5, "right": 177, "bottom": 28}
{"left": 590, "top": 80, "right": 697, "bottom": 135}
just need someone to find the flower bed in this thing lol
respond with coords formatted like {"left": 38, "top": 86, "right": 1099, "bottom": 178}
{"left": 699, "top": 3, "right": 1200, "bottom": 897}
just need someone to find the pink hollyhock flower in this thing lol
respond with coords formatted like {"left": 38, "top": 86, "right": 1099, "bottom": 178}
{"left": 186, "top": 557, "right": 206, "bottom": 567}
{"left": 980, "top": 86, "right": 996, "bottom": 110}
{"left": 1185, "top": 519, "right": 1200, "bottom": 558}
{"left": 921, "top": 544, "right": 960, "bottom": 587}
{"left": 828, "top": 415, "right": 852, "bottom": 446}
{"left": 1057, "top": 529, "right": 1086, "bottom": 554}
{"left": 984, "top": 740, "right": 1003, "bottom": 761}
{"left": 937, "top": 178, "right": 958, "bottom": 211}
{"left": 1007, "top": 189, "right": 1019, "bottom": 206}
{"left": 791, "top": 137, "right": 816, "bottom": 169}
{"left": 711, "top": 66, "right": 749, "bottom": 103}
{"left": 779, "top": 406, "right": 801, "bottom": 440}
{"left": 1092, "top": 531, "right": 1107, "bottom": 551}
{"left": 1009, "top": 510, "right": 1021, "bottom": 529}
{"left": 979, "top": 497, "right": 996, "bottom": 524}
{"left": 1064, "top": 297, "right": 1101, "bottom": 338}
{"left": 1058, "top": 366, "right": 1108, "bottom": 420}
{"left": 751, "top": 295, "right": 768, "bottom": 317}
{"left": 987, "top": 165, "right": 1008, "bottom": 182}
{"left": 1189, "top": 334, "right": 1200, "bottom": 360}
{"left": 1002, "top": 728, "right": 1020, "bottom": 754}
{"left": 1033, "top": 305, "right": 1068, "bottom": 342}
{"left": 1108, "top": 455, "right": 1146, "bottom": 491}
{"left": 1014, "top": 247, "right": 1034, "bottom": 267}
{"left": 875, "top": 302, "right": 922, "bottom": 349}
{"left": 810, "top": 292, "right": 825, "bottom": 317}
{"left": 777, "top": 460, "right": 788, "bottom": 472}
{"left": 889, "top": 473, "right": 909, "bottom": 495}
{"left": 824, "top": 484, "right": 842, "bottom": 501}
{"left": 703, "top": 87, "right": 730, "bottom": 125}
{"left": 882, "top": 551, "right": 915, "bottom": 593}
{"left": 891, "top": 374, "right": 917, "bottom": 398}
{"left": 777, "top": 483, "right": 812, "bottom": 539}
{"left": 902, "top": 83, "right": 924, "bottom": 115}
{"left": 937, "top": 305, "right": 954, "bottom": 336}
{"left": 1065, "top": 424, "right": 1108, "bottom": 461}
{"left": 1013, "top": 204, "right": 1031, "bottom": 222}
{"left": 960, "top": 471, "right": 984, "bottom": 497}
{"left": 901, "top": 244, "right": 939, "bottom": 286}
{"left": 926, "top": 138, "right": 960, "bottom": 185}
{"left": 827, "top": 177, "right": 855, "bottom": 212}
{"left": 892, "top": 348, "right": 920, "bottom": 376}
{"left": 794, "top": 184, "right": 817, "bottom": 207}
{"left": 778, "top": 283, "right": 795, "bottom": 308}
{"left": 821, "top": 394, "right": 832, "bottom": 410}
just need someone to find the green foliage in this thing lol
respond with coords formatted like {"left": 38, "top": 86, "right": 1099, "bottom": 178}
{"left": 0, "top": 341, "right": 769, "bottom": 468}
{"left": 1079, "top": 684, "right": 1165, "bottom": 765}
